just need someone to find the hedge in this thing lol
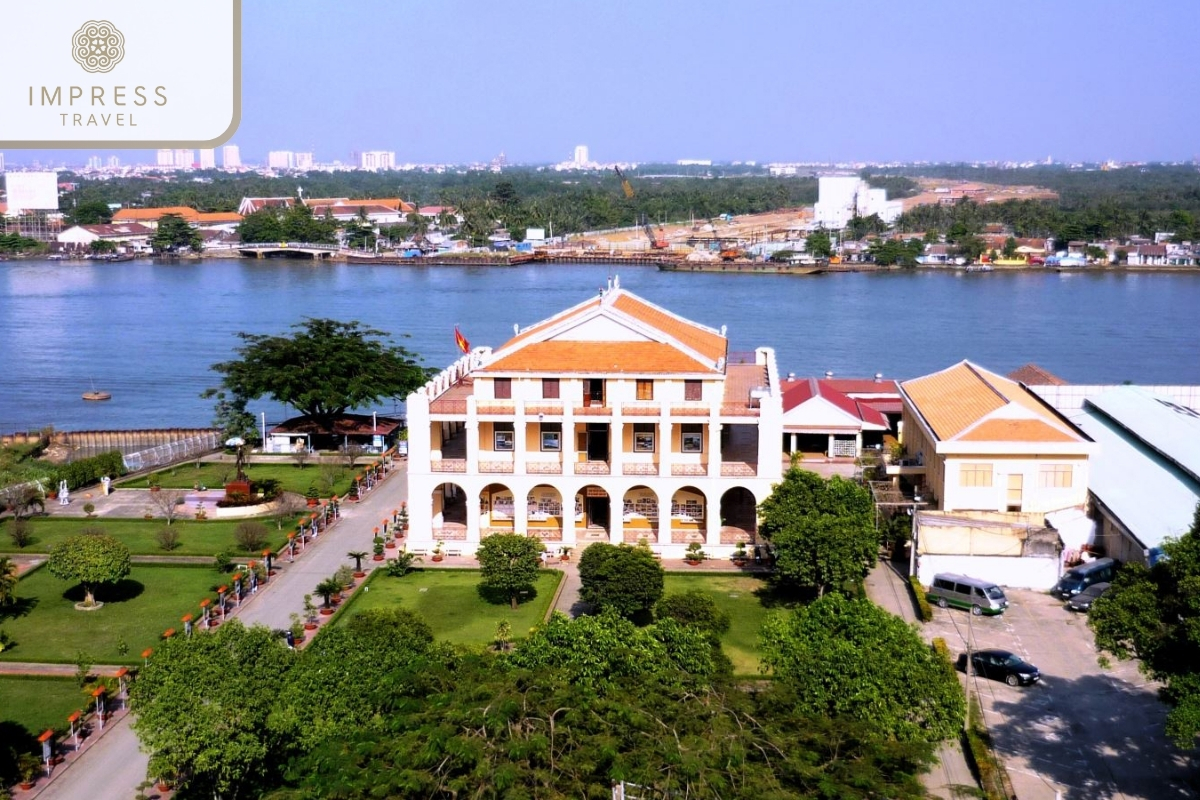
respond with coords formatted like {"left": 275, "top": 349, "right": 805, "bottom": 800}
{"left": 46, "top": 451, "right": 126, "bottom": 491}
{"left": 963, "top": 693, "right": 1016, "bottom": 800}
{"left": 909, "top": 575, "right": 934, "bottom": 622}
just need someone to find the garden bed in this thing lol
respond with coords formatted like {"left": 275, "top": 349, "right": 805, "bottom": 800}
{"left": 661, "top": 573, "right": 782, "bottom": 676}
{"left": 0, "top": 516, "right": 307, "bottom": 557}
{"left": 118, "top": 461, "right": 360, "bottom": 498}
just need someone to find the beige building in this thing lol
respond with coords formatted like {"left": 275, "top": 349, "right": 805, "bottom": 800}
{"left": 896, "top": 361, "right": 1093, "bottom": 514}
{"left": 405, "top": 278, "right": 784, "bottom": 557}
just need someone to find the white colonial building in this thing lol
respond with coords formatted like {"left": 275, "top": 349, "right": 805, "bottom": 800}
{"left": 405, "top": 278, "right": 785, "bottom": 557}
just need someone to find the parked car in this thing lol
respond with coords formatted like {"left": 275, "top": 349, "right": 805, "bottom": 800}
{"left": 1053, "top": 557, "right": 1116, "bottom": 599}
{"left": 926, "top": 573, "right": 1009, "bottom": 615}
{"left": 1065, "top": 582, "right": 1110, "bottom": 612}
{"left": 968, "top": 649, "right": 1041, "bottom": 687}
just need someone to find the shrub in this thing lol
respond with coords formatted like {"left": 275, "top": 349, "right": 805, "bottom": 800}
{"left": 656, "top": 591, "right": 731, "bottom": 638}
{"left": 156, "top": 527, "right": 181, "bottom": 552}
{"left": 7, "top": 518, "right": 34, "bottom": 548}
{"left": 213, "top": 551, "right": 232, "bottom": 573}
{"left": 334, "top": 565, "right": 355, "bottom": 588}
{"left": 910, "top": 575, "right": 934, "bottom": 622}
{"left": 252, "top": 478, "right": 282, "bottom": 502}
{"left": 384, "top": 552, "right": 421, "bottom": 577}
{"left": 233, "top": 521, "right": 270, "bottom": 552}
{"left": 82, "top": 502, "right": 96, "bottom": 517}
{"left": 47, "top": 450, "right": 126, "bottom": 491}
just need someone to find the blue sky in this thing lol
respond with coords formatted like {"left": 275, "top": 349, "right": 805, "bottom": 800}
{"left": 11, "top": 0, "right": 1200, "bottom": 167}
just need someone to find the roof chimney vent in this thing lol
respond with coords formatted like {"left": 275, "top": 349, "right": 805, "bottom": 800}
{"left": 825, "top": 371, "right": 834, "bottom": 379}
{"left": 513, "top": 323, "right": 519, "bottom": 335}
{"left": 720, "top": 325, "right": 727, "bottom": 337}
{"left": 787, "top": 372, "right": 795, "bottom": 380}
{"left": 875, "top": 372, "right": 883, "bottom": 382}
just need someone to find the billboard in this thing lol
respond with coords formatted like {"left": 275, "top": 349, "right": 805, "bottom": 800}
{"left": 5, "top": 172, "right": 59, "bottom": 213}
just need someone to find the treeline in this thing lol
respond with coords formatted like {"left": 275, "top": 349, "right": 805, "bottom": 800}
{"left": 895, "top": 198, "right": 1200, "bottom": 243}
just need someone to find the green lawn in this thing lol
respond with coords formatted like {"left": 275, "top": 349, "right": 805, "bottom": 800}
{"left": 662, "top": 573, "right": 784, "bottom": 676}
{"left": 118, "top": 460, "right": 365, "bottom": 498}
{"left": 0, "top": 516, "right": 306, "bottom": 557}
{"left": 0, "top": 564, "right": 219, "bottom": 664}
{"left": 0, "top": 677, "right": 89, "bottom": 741}
{"left": 338, "top": 569, "right": 563, "bottom": 646}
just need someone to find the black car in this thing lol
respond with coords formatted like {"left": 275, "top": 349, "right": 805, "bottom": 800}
{"left": 969, "top": 649, "right": 1041, "bottom": 687}
{"left": 1065, "top": 582, "right": 1110, "bottom": 612}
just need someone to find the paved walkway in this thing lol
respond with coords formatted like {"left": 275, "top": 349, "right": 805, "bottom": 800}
{"left": 865, "top": 561, "right": 979, "bottom": 800}
{"left": 26, "top": 463, "right": 411, "bottom": 800}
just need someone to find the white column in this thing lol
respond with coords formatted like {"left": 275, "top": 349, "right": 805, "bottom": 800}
{"left": 658, "top": 418, "right": 674, "bottom": 477}
{"left": 705, "top": 489, "right": 721, "bottom": 549}
{"left": 466, "top": 486, "right": 481, "bottom": 547}
{"left": 656, "top": 487, "right": 673, "bottom": 547}
{"left": 610, "top": 503, "right": 623, "bottom": 545}
{"left": 611, "top": 414, "right": 624, "bottom": 476}
{"left": 790, "top": 432, "right": 797, "bottom": 453}
{"left": 855, "top": 431, "right": 863, "bottom": 457}
{"left": 707, "top": 418, "right": 722, "bottom": 478}
{"left": 562, "top": 407, "right": 575, "bottom": 476}
{"left": 514, "top": 491, "right": 529, "bottom": 536}
{"left": 514, "top": 405, "right": 527, "bottom": 475}
{"left": 827, "top": 434, "right": 835, "bottom": 458}
{"left": 562, "top": 489, "right": 577, "bottom": 547}
{"left": 465, "top": 408, "right": 479, "bottom": 474}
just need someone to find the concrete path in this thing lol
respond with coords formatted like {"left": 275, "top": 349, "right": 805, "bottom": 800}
{"left": 28, "top": 463, "right": 411, "bottom": 800}
{"left": 865, "top": 561, "right": 979, "bottom": 800}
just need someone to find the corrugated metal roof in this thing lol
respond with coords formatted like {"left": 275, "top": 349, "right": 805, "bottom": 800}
{"left": 1068, "top": 388, "right": 1200, "bottom": 550}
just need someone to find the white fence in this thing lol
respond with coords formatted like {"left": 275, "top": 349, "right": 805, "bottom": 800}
{"left": 123, "top": 431, "right": 223, "bottom": 472}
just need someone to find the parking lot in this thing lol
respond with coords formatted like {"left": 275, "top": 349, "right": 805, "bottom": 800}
{"left": 927, "top": 589, "right": 1196, "bottom": 800}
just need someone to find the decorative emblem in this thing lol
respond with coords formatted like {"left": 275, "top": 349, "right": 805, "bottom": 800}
{"left": 71, "top": 20, "right": 125, "bottom": 73}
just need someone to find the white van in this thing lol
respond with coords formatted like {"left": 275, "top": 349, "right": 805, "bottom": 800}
{"left": 926, "top": 573, "right": 1009, "bottom": 616}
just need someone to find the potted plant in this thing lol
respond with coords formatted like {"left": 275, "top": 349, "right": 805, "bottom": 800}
{"left": 302, "top": 594, "right": 318, "bottom": 630}
{"left": 685, "top": 542, "right": 706, "bottom": 566}
{"left": 83, "top": 502, "right": 95, "bottom": 517}
{"left": 305, "top": 486, "right": 319, "bottom": 508}
{"left": 155, "top": 767, "right": 177, "bottom": 793}
{"left": 396, "top": 502, "right": 409, "bottom": 537}
{"left": 372, "top": 536, "right": 386, "bottom": 561}
{"left": 18, "top": 751, "right": 42, "bottom": 789}
{"left": 334, "top": 565, "right": 356, "bottom": 589}
{"left": 347, "top": 550, "right": 368, "bottom": 577}
{"left": 148, "top": 474, "right": 161, "bottom": 493}
{"left": 431, "top": 540, "right": 445, "bottom": 562}
{"left": 315, "top": 577, "right": 341, "bottom": 614}
{"left": 732, "top": 541, "right": 748, "bottom": 567}
{"left": 289, "top": 613, "right": 306, "bottom": 645}
{"left": 558, "top": 546, "right": 573, "bottom": 562}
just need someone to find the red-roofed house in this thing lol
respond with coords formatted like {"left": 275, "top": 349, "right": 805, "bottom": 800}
{"left": 238, "top": 197, "right": 294, "bottom": 215}
{"left": 111, "top": 206, "right": 200, "bottom": 228}
{"left": 266, "top": 414, "right": 403, "bottom": 453}
{"left": 57, "top": 222, "right": 153, "bottom": 252}
{"left": 780, "top": 377, "right": 891, "bottom": 458}
{"left": 307, "top": 201, "right": 405, "bottom": 225}
{"left": 405, "top": 276, "right": 784, "bottom": 557}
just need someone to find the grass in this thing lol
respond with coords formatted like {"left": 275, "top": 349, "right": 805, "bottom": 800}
{"left": 0, "top": 676, "right": 90, "bottom": 741}
{"left": 0, "top": 564, "right": 220, "bottom": 664}
{"left": 661, "top": 572, "right": 788, "bottom": 676}
{"left": 118, "top": 460, "right": 364, "bottom": 498}
{"left": 0, "top": 516, "right": 307, "bottom": 557}
{"left": 338, "top": 569, "right": 564, "bottom": 646}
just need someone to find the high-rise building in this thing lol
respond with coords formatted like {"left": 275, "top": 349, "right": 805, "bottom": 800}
{"left": 198, "top": 149, "right": 216, "bottom": 169}
{"left": 86, "top": 155, "right": 102, "bottom": 170}
{"left": 268, "top": 150, "right": 295, "bottom": 169}
{"left": 573, "top": 145, "right": 589, "bottom": 167}
{"left": 359, "top": 150, "right": 395, "bottom": 171}
{"left": 173, "top": 149, "right": 195, "bottom": 168}
{"left": 157, "top": 149, "right": 175, "bottom": 167}
{"left": 222, "top": 144, "right": 241, "bottom": 169}
{"left": 294, "top": 152, "right": 314, "bottom": 170}
{"left": 0, "top": 152, "right": 5, "bottom": 172}
{"left": 107, "top": 155, "right": 120, "bottom": 168}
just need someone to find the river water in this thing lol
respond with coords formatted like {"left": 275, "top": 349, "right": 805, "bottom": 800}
{"left": 1, "top": 258, "right": 1198, "bottom": 432}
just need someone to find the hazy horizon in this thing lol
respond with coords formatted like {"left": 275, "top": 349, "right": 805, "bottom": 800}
{"left": 6, "top": 0, "right": 1200, "bottom": 168}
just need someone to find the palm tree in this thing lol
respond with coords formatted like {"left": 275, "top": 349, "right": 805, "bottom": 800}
{"left": 0, "top": 557, "right": 19, "bottom": 606}
{"left": 346, "top": 551, "right": 368, "bottom": 572}
{"left": 314, "top": 577, "right": 342, "bottom": 609}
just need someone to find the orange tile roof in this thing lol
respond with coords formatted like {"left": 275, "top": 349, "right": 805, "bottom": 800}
{"left": 611, "top": 293, "right": 727, "bottom": 362}
{"left": 957, "top": 419, "right": 1077, "bottom": 443}
{"left": 1007, "top": 363, "right": 1068, "bottom": 386}
{"left": 112, "top": 206, "right": 199, "bottom": 222}
{"left": 482, "top": 341, "right": 711, "bottom": 374}
{"left": 196, "top": 212, "right": 242, "bottom": 222}
{"left": 498, "top": 297, "right": 602, "bottom": 351}
{"left": 901, "top": 361, "right": 1080, "bottom": 443}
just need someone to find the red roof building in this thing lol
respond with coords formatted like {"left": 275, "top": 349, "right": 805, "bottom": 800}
{"left": 780, "top": 376, "right": 894, "bottom": 459}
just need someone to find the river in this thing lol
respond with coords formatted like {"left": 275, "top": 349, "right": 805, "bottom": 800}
{"left": 1, "top": 258, "right": 1198, "bottom": 432}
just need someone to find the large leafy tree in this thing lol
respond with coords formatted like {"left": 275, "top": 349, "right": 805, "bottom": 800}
{"left": 1090, "top": 504, "right": 1200, "bottom": 747}
{"left": 67, "top": 199, "right": 113, "bottom": 225}
{"left": 758, "top": 468, "right": 878, "bottom": 596}
{"left": 577, "top": 542, "right": 664, "bottom": 619}
{"left": 130, "top": 622, "right": 294, "bottom": 798}
{"left": 760, "top": 593, "right": 965, "bottom": 743}
{"left": 46, "top": 532, "right": 131, "bottom": 608}
{"left": 151, "top": 213, "right": 203, "bottom": 253}
{"left": 475, "top": 533, "right": 544, "bottom": 609}
{"left": 205, "top": 319, "right": 431, "bottom": 429}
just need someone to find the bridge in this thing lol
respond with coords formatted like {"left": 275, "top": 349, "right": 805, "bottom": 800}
{"left": 237, "top": 242, "right": 340, "bottom": 259}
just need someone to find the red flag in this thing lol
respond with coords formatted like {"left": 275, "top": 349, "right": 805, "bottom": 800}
{"left": 454, "top": 326, "right": 470, "bottom": 354}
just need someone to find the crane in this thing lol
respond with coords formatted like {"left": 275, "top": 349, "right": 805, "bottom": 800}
{"left": 613, "top": 167, "right": 668, "bottom": 249}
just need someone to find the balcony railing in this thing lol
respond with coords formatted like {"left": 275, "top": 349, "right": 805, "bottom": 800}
{"left": 430, "top": 398, "right": 467, "bottom": 415}
{"left": 527, "top": 461, "right": 563, "bottom": 474}
{"left": 671, "top": 464, "right": 707, "bottom": 477}
{"left": 526, "top": 403, "right": 564, "bottom": 416}
{"left": 623, "top": 463, "right": 658, "bottom": 476}
{"left": 721, "top": 462, "right": 757, "bottom": 477}
{"left": 476, "top": 401, "right": 516, "bottom": 415}
{"left": 431, "top": 459, "right": 467, "bottom": 473}
{"left": 622, "top": 405, "right": 660, "bottom": 416}
{"left": 479, "top": 461, "right": 514, "bottom": 473}
{"left": 670, "top": 406, "right": 711, "bottom": 417}
{"left": 575, "top": 460, "right": 610, "bottom": 475}
{"left": 720, "top": 403, "right": 759, "bottom": 417}
{"left": 575, "top": 406, "right": 611, "bottom": 416}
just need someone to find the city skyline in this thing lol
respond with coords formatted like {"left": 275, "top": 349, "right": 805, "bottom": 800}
{"left": 4, "top": 0, "right": 1200, "bottom": 168}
